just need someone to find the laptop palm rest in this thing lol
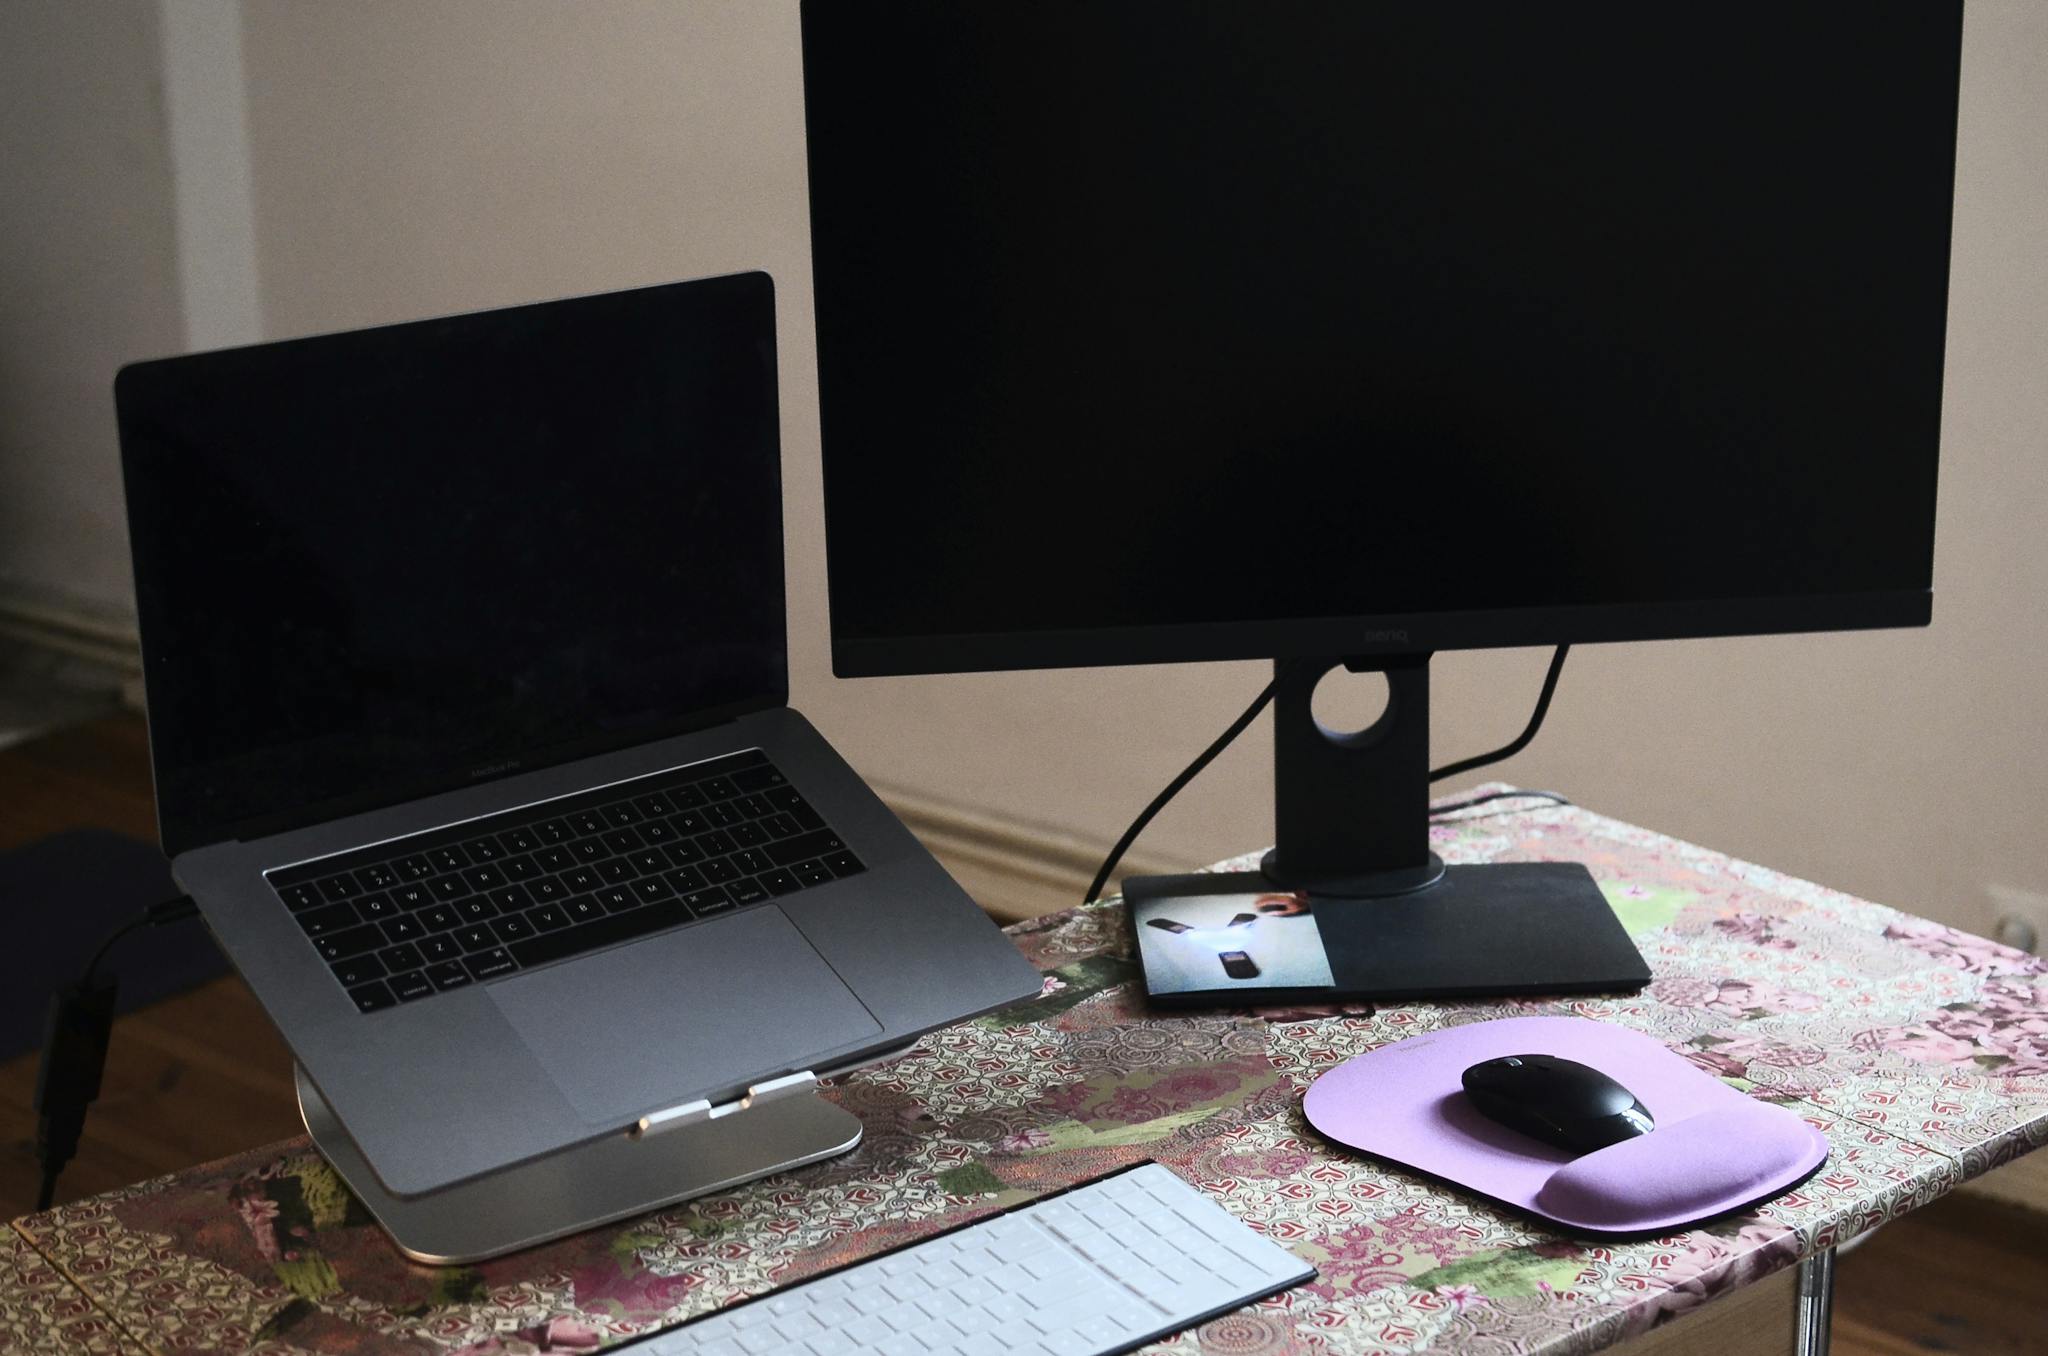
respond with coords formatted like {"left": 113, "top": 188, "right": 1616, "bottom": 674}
{"left": 489, "top": 906, "right": 882, "bottom": 1125}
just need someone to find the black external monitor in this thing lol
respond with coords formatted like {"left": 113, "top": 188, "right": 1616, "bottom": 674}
{"left": 799, "top": 4, "right": 1961, "bottom": 993}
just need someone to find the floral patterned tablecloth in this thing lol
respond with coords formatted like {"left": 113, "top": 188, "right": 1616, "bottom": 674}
{"left": 10, "top": 792, "right": 2047, "bottom": 1356}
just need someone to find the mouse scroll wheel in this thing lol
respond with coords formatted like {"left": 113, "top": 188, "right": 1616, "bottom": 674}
{"left": 1499, "top": 1057, "right": 1523, "bottom": 1067}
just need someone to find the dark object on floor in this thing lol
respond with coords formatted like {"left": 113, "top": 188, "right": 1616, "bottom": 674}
{"left": 1, "top": 828, "right": 222, "bottom": 1059}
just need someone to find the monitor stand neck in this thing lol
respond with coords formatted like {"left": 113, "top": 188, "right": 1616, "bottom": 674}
{"left": 1259, "top": 653, "right": 1447, "bottom": 898}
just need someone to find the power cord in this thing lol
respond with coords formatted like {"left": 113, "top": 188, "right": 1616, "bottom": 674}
{"left": 1083, "top": 646, "right": 1572, "bottom": 904}
{"left": 33, "top": 894, "right": 200, "bottom": 1212}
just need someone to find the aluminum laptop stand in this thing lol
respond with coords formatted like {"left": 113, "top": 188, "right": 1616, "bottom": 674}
{"left": 296, "top": 1063, "right": 864, "bottom": 1264}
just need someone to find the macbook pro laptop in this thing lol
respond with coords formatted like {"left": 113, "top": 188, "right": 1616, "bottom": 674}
{"left": 114, "top": 272, "right": 1040, "bottom": 1197}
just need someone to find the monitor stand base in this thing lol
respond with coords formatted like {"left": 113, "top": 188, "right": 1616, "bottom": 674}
{"left": 295, "top": 1063, "right": 863, "bottom": 1265}
{"left": 1126, "top": 860, "right": 1649, "bottom": 1006}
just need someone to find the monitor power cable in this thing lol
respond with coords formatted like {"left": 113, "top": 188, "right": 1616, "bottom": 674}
{"left": 1083, "top": 645, "right": 1573, "bottom": 904}
{"left": 34, "top": 893, "right": 200, "bottom": 1212}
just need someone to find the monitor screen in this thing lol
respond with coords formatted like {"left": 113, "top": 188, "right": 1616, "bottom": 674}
{"left": 117, "top": 273, "right": 785, "bottom": 854}
{"left": 801, "top": 3, "right": 1959, "bottom": 675}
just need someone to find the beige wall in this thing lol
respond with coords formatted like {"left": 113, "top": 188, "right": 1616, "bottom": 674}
{"left": 0, "top": 0, "right": 185, "bottom": 614}
{"left": 16, "top": 2, "right": 2047, "bottom": 937}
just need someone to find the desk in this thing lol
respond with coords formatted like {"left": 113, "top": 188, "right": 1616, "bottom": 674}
{"left": 8, "top": 794, "right": 2046, "bottom": 1354}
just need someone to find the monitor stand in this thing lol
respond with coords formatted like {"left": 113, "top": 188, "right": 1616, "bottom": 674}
{"left": 1126, "top": 654, "right": 1650, "bottom": 1003}
{"left": 295, "top": 1062, "right": 864, "bottom": 1264}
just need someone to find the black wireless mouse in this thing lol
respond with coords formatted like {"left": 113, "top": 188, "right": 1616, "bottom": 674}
{"left": 1460, "top": 1053, "right": 1655, "bottom": 1154}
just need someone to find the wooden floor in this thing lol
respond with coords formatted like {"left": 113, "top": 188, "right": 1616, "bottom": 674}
{"left": 3, "top": 714, "right": 2046, "bottom": 1356}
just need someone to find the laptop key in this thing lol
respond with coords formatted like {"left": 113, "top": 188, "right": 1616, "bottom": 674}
{"left": 391, "top": 882, "right": 435, "bottom": 911}
{"left": 633, "top": 876, "right": 677, "bottom": 904}
{"left": 379, "top": 942, "right": 425, "bottom": 972}
{"left": 732, "top": 849, "right": 772, "bottom": 876}
{"left": 298, "top": 901, "right": 361, "bottom": 937}
{"left": 500, "top": 827, "right": 541, "bottom": 853}
{"left": 455, "top": 924, "right": 497, "bottom": 952}
{"left": 509, "top": 896, "right": 695, "bottom": 970}
{"left": 330, "top": 955, "right": 386, "bottom": 987}
{"left": 380, "top": 914, "right": 426, "bottom": 944}
{"left": 728, "top": 821, "right": 768, "bottom": 848}
{"left": 419, "top": 903, "right": 461, "bottom": 932}
{"left": 389, "top": 970, "right": 435, "bottom": 1003}
{"left": 317, "top": 925, "right": 384, "bottom": 962}
{"left": 705, "top": 802, "right": 744, "bottom": 828}
{"left": 598, "top": 885, "right": 639, "bottom": 913}
{"left": 357, "top": 863, "right": 400, "bottom": 890}
{"left": 663, "top": 865, "right": 708, "bottom": 893}
{"left": 491, "top": 914, "right": 535, "bottom": 944}
{"left": 319, "top": 874, "right": 363, "bottom": 902}
{"left": 463, "top": 837, "right": 505, "bottom": 862}
{"left": 734, "top": 793, "right": 774, "bottom": 820}
{"left": 420, "top": 934, "right": 463, "bottom": 963}
{"left": 701, "top": 858, "right": 740, "bottom": 884}
{"left": 277, "top": 881, "right": 325, "bottom": 911}
{"left": 728, "top": 877, "right": 770, "bottom": 907}
{"left": 759, "top": 868, "right": 802, "bottom": 896}
{"left": 598, "top": 859, "right": 637, "bottom": 884}
{"left": 500, "top": 854, "right": 541, "bottom": 881}
{"left": 426, "top": 961, "right": 472, "bottom": 991}
{"left": 428, "top": 846, "right": 470, "bottom": 872}
{"left": 527, "top": 903, "right": 572, "bottom": 931}
{"left": 563, "top": 866, "right": 602, "bottom": 893}
{"left": 464, "top": 949, "right": 519, "bottom": 982}
{"left": 664, "top": 838, "right": 707, "bottom": 867}
{"left": 697, "top": 829, "right": 738, "bottom": 856}
{"left": 430, "top": 875, "right": 472, "bottom": 901}
{"left": 536, "top": 846, "right": 575, "bottom": 872}
{"left": 665, "top": 783, "right": 707, "bottom": 809}
{"left": 763, "top": 812, "right": 804, "bottom": 840}
{"left": 768, "top": 830, "right": 848, "bottom": 867}
{"left": 669, "top": 811, "right": 709, "bottom": 836}
{"left": 633, "top": 793, "right": 673, "bottom": 818}
{"left": 602, "top": 803, "right": 643, "bottom": 827}
{"left": 638, "top": 819, "right": 675, "bottom": 845}
{"left": 794, "top": 860, "right": 834, "bottom": 888}
{"left": 395, "top": 854, "right": 435, "bottom": 880}
{"left": 682, "top": 886, "right": 734, "bottom": 914}
{"left": 533, "top": 819, "right": 572, "bottom": 845}
{"left": 568, "top": 810, "right": 608, "bottom": 836}
{"left": 463, "top": 865, "right": 504, "bottom": 892}
{"left": 491, "top": 886, "right": 533, "bottom": 912}
{"left": 356, "top": 892, "right": 397, "bottom": 921}
{"left": 572, "top": 838, "right": 611, "bottom": 863}
{"left": 824, "top": 851, "right": 866, "bottom": 878}
{"left": 699, "top": 776, "right": 740, "bottom": 801}
{"left": 457, "top": 896, "right": 498, "bottom": 922}
{"left": 630, "top": 847, "right": 669, "bottom": 873}
{"left": 528, "top": 876, "right": 568, "bottom": 903}
{"left": 348, "top": 981, "right": 397, "bottom": 1013}
{"left": 603, "top": 827, "right": 643, "bottom": 853}
{"left": 732, "top": 764, "right": 788, "bottom": 792}
{"left": 566, "top": 895, "right": 605, "bottom": 923}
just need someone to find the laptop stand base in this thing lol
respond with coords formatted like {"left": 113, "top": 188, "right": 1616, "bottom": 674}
{"left": 295, "top": 1063, "right": 864, "bottom": 1265}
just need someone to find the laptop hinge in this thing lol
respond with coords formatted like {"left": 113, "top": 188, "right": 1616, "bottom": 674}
{"left": 631, "top": 1069, "right": 819, "bottom": 1139}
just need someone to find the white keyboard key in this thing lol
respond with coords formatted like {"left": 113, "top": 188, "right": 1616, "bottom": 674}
{"left": 627, "top": 1165, "right": 1313, "bottom": 1356}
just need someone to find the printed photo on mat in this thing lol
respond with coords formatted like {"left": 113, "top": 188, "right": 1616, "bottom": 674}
{"left": 1131, "top": 891, "right": 1334, "bottom": 995}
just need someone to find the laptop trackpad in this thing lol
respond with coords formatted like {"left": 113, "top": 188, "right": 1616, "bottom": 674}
{"left": 489, "top": 906, "right": 883, "bottom": 1125}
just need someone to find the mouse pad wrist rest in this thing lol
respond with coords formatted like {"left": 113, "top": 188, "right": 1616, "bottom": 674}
{"left": 1303, "top": 1016, "right": 1828, "bottom": 1235}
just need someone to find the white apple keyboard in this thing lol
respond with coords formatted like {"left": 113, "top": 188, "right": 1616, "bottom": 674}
{"left": 624, "top": 1162, "right": 1313, "bottom": 1355}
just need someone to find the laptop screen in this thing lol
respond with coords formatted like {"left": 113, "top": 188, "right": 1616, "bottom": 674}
{"left": 117, "top": 273, "right": 786, "bottom": 856}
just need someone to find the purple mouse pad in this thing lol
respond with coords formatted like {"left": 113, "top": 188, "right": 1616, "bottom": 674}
{"left": 1302, "top": 1016, "right": 1828, "bottom": 1234}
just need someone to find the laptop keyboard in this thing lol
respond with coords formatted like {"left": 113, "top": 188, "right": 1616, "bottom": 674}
{"left": 266, "top": 750, "right": 864, "bottom": 1014}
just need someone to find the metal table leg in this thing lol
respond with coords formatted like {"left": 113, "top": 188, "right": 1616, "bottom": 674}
{"left": 1794, "top": 1247, "right": 1837, "bottom": 1356}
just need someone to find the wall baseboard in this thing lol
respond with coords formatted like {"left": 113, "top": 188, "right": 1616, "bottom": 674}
{"left": 0, "top": 587, "right": 142, "bottom": 676}
{"left": 874, "top": 780, "right": 1184, "bottom": 923}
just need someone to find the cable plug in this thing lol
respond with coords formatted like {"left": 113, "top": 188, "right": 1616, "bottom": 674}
{"left": 33, "top": 974, "right": 119, "bottom": 1211}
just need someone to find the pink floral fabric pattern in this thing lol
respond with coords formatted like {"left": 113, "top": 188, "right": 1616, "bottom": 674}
{"left": 10, "top": 786, "right": 2047, "bottom": 1355}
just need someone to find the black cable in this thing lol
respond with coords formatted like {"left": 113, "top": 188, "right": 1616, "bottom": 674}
{"left": 1428, "top": 788, "right": 1572, "bottom": 816}
{"left": 1428, "top": 644, "right": 1569, "bottom": 784}
{"left": 33, "top": 894, "right": 199, "bottom": 1212}
{"left": 1083, "top": 673, "right": 1282, "bottom": 904}
{"left": 1083, "top": 645, "right": 1573, "bottom": 905}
